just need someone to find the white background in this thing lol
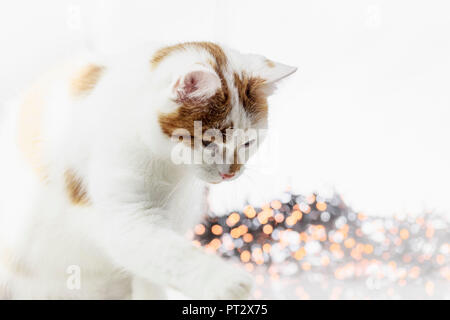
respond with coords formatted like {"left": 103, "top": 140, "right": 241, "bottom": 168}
{"left": 1, "top": 0, "right": 449, "bottom": 217}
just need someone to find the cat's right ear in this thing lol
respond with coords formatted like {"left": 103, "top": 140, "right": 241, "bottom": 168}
{"left": 172, "top": 66, "right": 221, "bottom": 103}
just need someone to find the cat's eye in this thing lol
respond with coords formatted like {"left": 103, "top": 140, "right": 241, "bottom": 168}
{"left": 201, "top": 135, "right": 217, "bottom": 148}
{"left": 202, "top": 139, "right": 215, "bottom": 148}
{"left": 243, "top": 139, "right": 255, "bottom": 148}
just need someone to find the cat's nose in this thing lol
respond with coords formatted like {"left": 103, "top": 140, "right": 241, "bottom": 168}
{"left": 220, "top": 172, "right": 235, "bottom": 180}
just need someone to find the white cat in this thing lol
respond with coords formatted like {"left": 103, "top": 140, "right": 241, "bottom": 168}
{"left": 0, "top": 42, "right": 296, "bottom": 299}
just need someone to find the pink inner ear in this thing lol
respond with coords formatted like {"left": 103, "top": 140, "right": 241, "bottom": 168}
{"left": 175, "top": 69, "right": 221, "bottom": 102}
{"left": 184, "top": 72, "right": 200, "bottom": 95}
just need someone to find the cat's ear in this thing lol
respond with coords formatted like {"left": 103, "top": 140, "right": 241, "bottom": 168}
{"left": 172, "top": 66, "right": 221, "bottom": 103}
{"left": 260, "top": 60, "right": 297, "bottom": 96}
{"left": 263, "top": 61, "right": 297, "bottom": 83}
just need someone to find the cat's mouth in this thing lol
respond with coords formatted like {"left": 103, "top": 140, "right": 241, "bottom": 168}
{"left": 207, "top": 174, "right": 238, "bottom": 184}
{"left": 220, "top": 172, "right": 235, "bottom": 180}
{"left": 215, "top": 171, "right": 240, "bottom": 183}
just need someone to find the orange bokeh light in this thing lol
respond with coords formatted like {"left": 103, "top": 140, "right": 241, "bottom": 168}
{"left": 263, "top": 224, "right": 273, "bottom": 235}
{"left": 208, "top": 238, "right": 221, "bottom": 251}
{"left": 274, "top": 213, "right": 285, "bottom": 223}
{"left": 285, "top": 215, "right": 297, "bottom": 226}
{"left": 294, "top": 247, "right": 306, "bottom": 260}
{"left": 399, "top": 229, "right": 409, "bottom": 240}
{"left": 240, "top": 250, "right": 251, "bottom": 263}
{"left": 194, "top": 224, "right": 206, "bottom": 235}
{"left": 271, "top": 200, "right": 282, "bottom": 210}
{"left": 363, "top": 244, "right": 373, "bottom": 254}
{"left": 211, "top": 224, "right": 223, "bottom": 236}
{"left": 344, "top": 238, "right": 356, "bottom": 248}
{"left": 316, "top": 202, "right": 327, "bottom": 211}
{"left": 230, "top": 228, "right": 241, "bottom": 239}
{"left": 226, "top": 212, "right": 240, "bottom": 227}
{"left": 243, "top": 205, "right": 256, "bottom": 218}
{"left": 263, "top": 243, "right": 272, "bottom": 253}
{"left": 301, "top": 262, "right": 312, "bottom": 271}
{"left": 243, "top": 233, "right": 253, "bottom": 243}
{"left": 292, "top": 210, "right": 303, "bottom": 221}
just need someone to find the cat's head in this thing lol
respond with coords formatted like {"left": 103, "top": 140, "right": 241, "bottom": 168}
{"left": 151, "top": 42, "right": 296, "bottom": 184}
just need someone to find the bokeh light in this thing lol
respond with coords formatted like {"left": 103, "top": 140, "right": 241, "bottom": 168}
{"left": 193, "top": 191, "right": 450, "bottom": 299}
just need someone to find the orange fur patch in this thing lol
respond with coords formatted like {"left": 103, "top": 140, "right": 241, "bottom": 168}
{"left": 150, "top": 43, "right": 187, "bottom": 69}
{"left": 70, "top": 64, "right": 104, "bottom": 97}
{"left": 17, "top": 85, "right": 48, "bottom": 181}
{"left": 0, "top": 243, "right": 31, "bottom": 277}
{"left": 265, "top": 59, "right": 276, "bottom": 68}
{"left": 158, "top": 89, "right": 231, "bottom": 140}
{"left": 151, "top": 42, "right": 227, "bottom": 71}
{"left": 65, "top": 170, "right": 91, "bottom": 206}
{"left": 234, "top": 72, "right": 268, "bottom": 124}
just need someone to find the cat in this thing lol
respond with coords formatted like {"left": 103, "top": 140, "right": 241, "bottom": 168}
{"left": 0, "top": 42, "right": 296, "bottom": 299}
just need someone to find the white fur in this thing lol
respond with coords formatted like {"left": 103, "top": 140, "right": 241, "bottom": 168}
{"left": 0, "top": 43, "right": 295, "bottom": 299}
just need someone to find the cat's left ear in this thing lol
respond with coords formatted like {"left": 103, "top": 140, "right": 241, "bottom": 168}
{"left": 172, "top": 65, "right": 221, "bottom": 103}
{"left": 259, "top": 60, "right": 297, "bottom": 95}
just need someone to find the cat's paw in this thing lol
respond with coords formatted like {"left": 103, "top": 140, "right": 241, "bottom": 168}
{"left": 202, "top": 262, "right": 254, "bottom": 300}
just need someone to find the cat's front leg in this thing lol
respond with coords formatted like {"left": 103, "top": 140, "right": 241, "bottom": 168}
{"left": 91, "top": 208, "right": 253, "bottom": 300}
{"left": 87, "top": 149, "right": 253, "bottom": 299}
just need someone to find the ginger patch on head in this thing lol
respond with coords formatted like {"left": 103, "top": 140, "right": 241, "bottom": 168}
{"left": 158, "top": 88, "right": 231, "bottom": 143}
{"left": 156, "top": 42, "right": 232, "bottom": 141}
{"left": 151, "top": 42, "right": 228, "bottom": 72}
{"left": 70, "top": 64, "right": 104, "bottom": 97}
{"left": 150, "top": 43, "right": 188, "bottom": 69}
{"left": 233, "top": 73, "right": 268, "bottom": 124}
{"left": 65, "top": 170, "right": 91, "bottom": 206}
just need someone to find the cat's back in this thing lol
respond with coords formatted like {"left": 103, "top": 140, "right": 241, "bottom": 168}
{"left": 0, "top": 44, "right": 164, "bottom": 230}
{"left": 0, "top": 53, "right": 131, "bottom": 299}
{"left": 0, "top": 54, "right": 101, "bottom": 213}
